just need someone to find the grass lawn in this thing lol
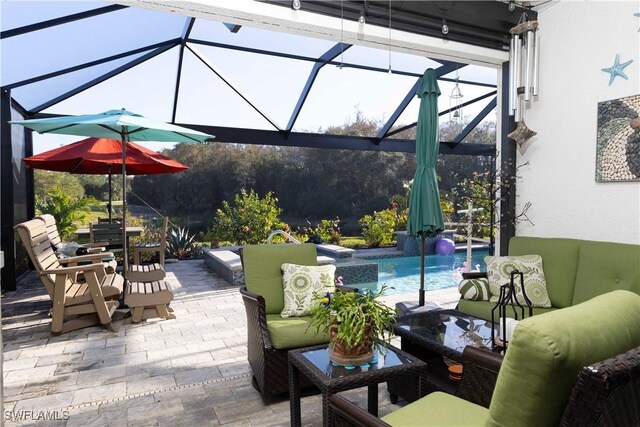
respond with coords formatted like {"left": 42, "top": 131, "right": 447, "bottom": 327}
{"left": 339, "top": 236, "right": 397, "bottom": 249}
{"left": 87, "top": 201, "right": 121, "bottom": 223}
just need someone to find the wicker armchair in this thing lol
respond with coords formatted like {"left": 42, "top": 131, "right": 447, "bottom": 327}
{"left": 331, "top": 345, "right": 640, "bottom": 427}
{"left": 240, "top": 243, "right": 329, "bottom": 397}
{"left": 329, "top": 290, "right": 640, "bottom": 426}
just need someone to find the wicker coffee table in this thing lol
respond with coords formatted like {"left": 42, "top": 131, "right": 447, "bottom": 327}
{"left": 288, "top": 343, "right": 427, "bottom": 427}
{"left": 387, "top": 309, "right": 497, "bottom": 402}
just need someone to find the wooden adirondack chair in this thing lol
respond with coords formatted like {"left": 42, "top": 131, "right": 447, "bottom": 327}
{"left": 14, "top": 219, "right": 124, "bottom": 334}
{"left": 36, "top": 214, "right": 117, "bottom": 272}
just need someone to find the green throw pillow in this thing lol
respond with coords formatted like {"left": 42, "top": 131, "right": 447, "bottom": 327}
{"left": 485, "top": 255, "right": 552, "bottom": 308}
{"left": 458, "top": 278, "right": 490, "bottom": 301}
{"left": 281, "top": 263, "right": 336, "bottom": 318}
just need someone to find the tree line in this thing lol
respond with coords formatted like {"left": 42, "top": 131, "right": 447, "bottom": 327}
{"left": 130, "top": 115, "right": 495, "bottom": 233}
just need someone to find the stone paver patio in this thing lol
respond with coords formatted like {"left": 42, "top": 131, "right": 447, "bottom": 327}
{"left": 2, "top": 259, "right": 459, "bottom": 426}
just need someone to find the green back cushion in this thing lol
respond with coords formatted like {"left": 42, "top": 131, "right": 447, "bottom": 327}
{"left": 265, "top": 314, "right": 328, "bottom": 349}
{"left": 243, "top": 243, "right": 318, "bottom": 314}
{"left": 487, "top": 290, "right": 640, "bottom": 427}
{"left": 572, "top": 241, "right": 640, "bottom": 305}
{"left": 509, "top": 237, "right": 583, "bottom": 308}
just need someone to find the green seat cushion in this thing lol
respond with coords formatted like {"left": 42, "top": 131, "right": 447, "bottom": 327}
{"left": 266, "top": 314, "right": 328, "bottom": 349}
{"left": 509, "top": 237, "right": 583, "bottom": 308}
{"left": 572, "top": 241, "right": 640, "bottom": 305}
{"left": 488, "top": 290, "right": 640, "bottom": 427}
{"left": 243, "top": 243, "right": 318, "bottom": 314}
{"left": 457, "top": 299, "right": 557, "bottom": 321}
{"left": 381, "top": 391, "right": 488, "bottom": 426}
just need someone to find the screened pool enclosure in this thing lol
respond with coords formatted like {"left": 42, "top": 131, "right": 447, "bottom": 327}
{"left": 0, "top": 1, "right": 537, "bottom": 289}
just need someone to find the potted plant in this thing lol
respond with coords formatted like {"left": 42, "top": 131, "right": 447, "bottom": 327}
{"left": 309, "top": 285, "right": 395, "bottom": 366}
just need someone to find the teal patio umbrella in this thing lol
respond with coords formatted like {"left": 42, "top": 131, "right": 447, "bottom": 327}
{"left": 10, "top": 109, "right": 214, "bottom": 278}
{"left": 407, "top": 69, "right": 445, "bottom": 307}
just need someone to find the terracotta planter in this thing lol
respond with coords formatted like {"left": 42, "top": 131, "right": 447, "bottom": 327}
{"left": 328, "top": 324, "right": 374, "bottom": 366}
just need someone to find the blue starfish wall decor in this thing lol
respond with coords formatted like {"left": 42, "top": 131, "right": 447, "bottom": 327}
{"left": 601, "top": 54, "right": 633, "bottom": 86}
{"left": 635, "top": 12, "right": 640, "bottom": 31}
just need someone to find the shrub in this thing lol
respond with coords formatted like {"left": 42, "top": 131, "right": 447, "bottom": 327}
{"left": 209, "top": 189, "right": 283, "bottom": 245}
{"left": 359, "top": 209, "right": 397, "bottom": 247}
{"left": 35, "top": 187, "right": 99, "bottom": 239}
{"left": 313, "top": 218, "right": 341, "bottom": 244}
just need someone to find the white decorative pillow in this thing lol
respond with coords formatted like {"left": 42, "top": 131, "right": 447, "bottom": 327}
{"left": 485, "top": 255, "right": 552, "bottom": 308}
{"left": 281, "top": 263, "right": 336, "bottom": 318}
{"left": 458, "top": 278, "right": 490, "bottom": 301}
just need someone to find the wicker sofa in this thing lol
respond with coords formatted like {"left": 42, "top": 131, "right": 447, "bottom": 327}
{"left": 458, "top": 236, "right": 640, "bottom": 320}
{"left": 330, "top": 290, "right": 640, "bottom": 426}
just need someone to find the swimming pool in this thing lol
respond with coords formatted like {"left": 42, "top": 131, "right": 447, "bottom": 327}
{"left": 352, "top": 250, "right": 490, "bottom": 295}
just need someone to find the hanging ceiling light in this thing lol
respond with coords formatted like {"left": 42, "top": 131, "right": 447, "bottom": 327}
{"left": 434, "top": 1, "right": 455, "bottom": 36}
{"left": 441, "top": 17, "right": 449, "bottom": 35}
{"left": 508, "top": 0, "right": 516, "bottom": 12}
{"left": 292, "top": 0, "right": 301, "bottom": 10}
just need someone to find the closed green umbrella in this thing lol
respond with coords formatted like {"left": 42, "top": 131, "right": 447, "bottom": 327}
{"left": 10, "top": 109, "right": 214, "bottom": 278}
{"left": 407, "top": 69, "right": 445, "bottom": 307}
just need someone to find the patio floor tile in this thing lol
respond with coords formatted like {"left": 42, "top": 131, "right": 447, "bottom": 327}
{"left": 2, "top": 259, "right": 458, "bottom": 426}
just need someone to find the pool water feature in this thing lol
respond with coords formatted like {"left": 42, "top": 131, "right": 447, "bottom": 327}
{"left": 351, "top": 250, "right": 490, "bottom": 296}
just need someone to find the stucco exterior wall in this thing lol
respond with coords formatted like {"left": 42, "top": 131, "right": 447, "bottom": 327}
{"left": 516, "top": 1, "right": 640, "bottom": 244}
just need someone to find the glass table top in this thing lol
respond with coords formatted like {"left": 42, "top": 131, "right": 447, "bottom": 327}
{"left": 395, "top": 310, "right": 496, "bottom": 354}
{"left": 301, "top": 347, "right": 411, "bottom": 379}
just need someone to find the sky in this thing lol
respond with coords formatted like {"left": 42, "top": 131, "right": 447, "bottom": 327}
{"left": 1, "top": 1, "right": 499, "bottom": 155}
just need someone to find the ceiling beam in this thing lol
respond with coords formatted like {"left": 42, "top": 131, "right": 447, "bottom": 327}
{"left": 111, "top": 0, "right": 509, "bottom": 66}
{"left": 377, "top": 62, "right": 466, "bottom": 140}
{"left": 186, "top": 43, "right": 282, "bottom": 131}
{"left": 452, "top": 97, "right": 498, "bottom": 144}
{"left": 29, "top": 42, "right": 178, "bottom": 114}
{"left": 2, "top": 39, "right": 180, "bottom": 91}
{"left": 1, "top": 5, "right": 128, "bottom": 39}
{"left": 176, "top": 123, "right": 495, "bottom": 156}
{"left": 286, "top": 42, "right": 351, "bottom": 131}
{"left": 172, "top": 18, "right": 196, "bottom": 123}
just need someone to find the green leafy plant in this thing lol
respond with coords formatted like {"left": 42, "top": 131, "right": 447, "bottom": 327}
{"left": 209, "top": 189, "right": 283, "bottom": 245}
{"left": 309, "top": 285, "right": 395, "bottom": 351}
{"left": 35, "top": 187, "right": 99, "bottom": 239}
{"left": 359, "top": 209, "right": 397, "bottom": 248}
{"left": 166, "top": 226, "right": 196, "bottom": 259}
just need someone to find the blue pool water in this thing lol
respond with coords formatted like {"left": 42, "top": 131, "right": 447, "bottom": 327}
{"left": 354, "top": 250, "right": 490, "bottom": 295}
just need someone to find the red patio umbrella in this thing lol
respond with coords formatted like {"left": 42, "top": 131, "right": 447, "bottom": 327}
{"left": 24, "top": 137, "right": 188, "bottom": 221}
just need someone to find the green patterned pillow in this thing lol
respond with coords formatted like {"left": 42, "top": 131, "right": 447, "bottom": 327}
{"left": 485, "top": 255, "right": 552, "bottom": 308}
{"left": 281, "top": 263, "right": 336, "bottom": 318}
{"left": 458, "top": 278, "right": 491, "bottom": 301}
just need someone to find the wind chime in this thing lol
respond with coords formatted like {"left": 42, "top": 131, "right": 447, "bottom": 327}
{"left": 508, "top": 12, "right": 540, "bottom": 151}
{"left": 450, "top": 68, "right": 464, "bottom": 133}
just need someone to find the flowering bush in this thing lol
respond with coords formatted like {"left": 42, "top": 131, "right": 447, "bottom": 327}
{"left": 209, "top": 189, "right": 283, "bottom": 245}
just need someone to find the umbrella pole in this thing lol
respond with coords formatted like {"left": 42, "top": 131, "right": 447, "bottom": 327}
{"left": 419, "top": 234, "right": 426, "bottom": 307}
{"left": 121, "top": 128, "right": 128, "bottom": 280}
{"left": 108, "top": 166, "right": 113, "bottom": 223}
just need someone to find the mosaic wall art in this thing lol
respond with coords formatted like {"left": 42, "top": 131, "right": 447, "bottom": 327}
{"left": 595, "top": 94, "right": 640, "bottom": 182}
